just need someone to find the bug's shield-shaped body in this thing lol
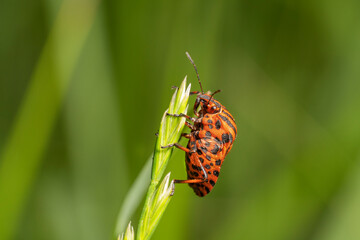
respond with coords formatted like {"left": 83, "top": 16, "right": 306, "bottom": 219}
{"left": 185, "top": 100, "right": 237, "bottom": 196}
{"left": 162, "top": 93, "right": 237, "bottom": 197}
{"left": 161, "top": 52, "right": 237, "bottom": 197}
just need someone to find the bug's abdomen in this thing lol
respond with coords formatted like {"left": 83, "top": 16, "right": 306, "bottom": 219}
{"left": 185, "top": 137, "right": 224, "bottom": 197}
{"left": 187, "top": 109, "right": 236, "bottom": 197}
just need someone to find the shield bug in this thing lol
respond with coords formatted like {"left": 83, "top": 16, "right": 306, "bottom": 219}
{"left": 162, "top": 52, "right": 237, "bottom": 197}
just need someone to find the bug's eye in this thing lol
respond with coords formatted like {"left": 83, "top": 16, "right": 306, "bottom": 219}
{"left": 212, "top": 106, "right": 217, "bottom": 110}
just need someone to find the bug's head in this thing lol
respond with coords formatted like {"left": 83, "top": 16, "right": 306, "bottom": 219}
{"left": 198, "top": 90, "right": 222, "bottom": 114}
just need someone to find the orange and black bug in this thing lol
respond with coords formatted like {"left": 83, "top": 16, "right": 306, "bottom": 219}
{"left": 162, "top": 52, "right": 237, "bottom": 197}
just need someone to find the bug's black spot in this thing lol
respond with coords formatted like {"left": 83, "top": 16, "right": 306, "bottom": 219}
{"left": 208, "top": 124, "right": 213, "bottom": 129}
{"left": 222, "top": 133, "right": 230, "bottom": 143}
{"left": 207, "top": 171, "right": 211, "bottom": 174}
{"left": 206, "top": 155, "right": 211, "bottom": 161}
{"left": 211, "top": 144, "right": 220, "bottom": 154}
{"left": 210, "top": 180, "right": 216, "bottom": 186}
{"left": 192, "top": 164, "right": 197, "bottom": 170}
{"left": 207, "top": 119, "right": 213, "bottom": 124}
{"left": 186, "top": 155, "right": 190, "bottom": 163}
{"left": 204, "top": 164, "right": 211, "bottom": 169}
{"left": 215, "top": 137, "right": 221, "bottom": 144}
{"left": 199, "top": 157, "right": 204, "bottom": 163}
{"left": 191, "top": 171, "right": 199, "bottom": 177}
{"left": 186, "top": 164, "right": 189, "bottom": 170}
{"left": 215, "top": 159, "right": 221, "bottom": 166}
{"left": 206, "top": 131, "right": 212, "bottom": 137}
{"left": 198, "top": 190, "right": 204, "bottom": 197}
{"left": 205, "top": 186, "right": 210, "bottom": 193}
{"left": 197, "top": 149, "right": 203, "bottom": 155}
{"left": 201, "top": 147, "right": 208, "bottom": 153}
{"left": 205, "top": 142, "right": 210, "bottom": 147}
{"left": 210, "top": 163, "right": 214, "bottom": 166}
{"left": 205, "top": 115, "right": 209, "bottom": 118}
{"left": 213, "top": 170, "right": 219, "bottom": 177}
{"left": 215, "top": 120, "right": 221, "bottom": 129}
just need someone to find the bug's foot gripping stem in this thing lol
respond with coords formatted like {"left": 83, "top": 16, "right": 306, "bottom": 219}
{"left": 166, "top": 113, "right": 196, "bottom": 122}
{"left": 161, "top": 143, "right": 190, "bottom": 153}
{"left": 170, "top": 180, "right": 175, "bottom": 196}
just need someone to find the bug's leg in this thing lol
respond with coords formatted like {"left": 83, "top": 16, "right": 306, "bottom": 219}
{"left": 184, "top": 121, "right": 195, "bottom": 130}
{"left": 161, "top": 143, "right": 189, "bottom": 153}
{"left": 173, "top": 168, "right": 208, "bottom": 184}
{"left": 194, "top": 110, "right": 201, "bottom": 118}
{"left": 181, "top": 133, "right": 191, "bottom": 139}
{"left": 190, "top": 91, "right": 200, "bottom": 95}
{"left": 166, "top": 113, "right": 196, "bottom": 122}
{"left": 193, "top": 97, "right": 200, "bottom": 117}
{"left": 174, "top": 179, "right": 206, "bottom": 184}
{"left": 171, "top": 86, "right": 179, "bottom": 90}
{"left": 170, "top": 178, "right": 205, "bottom": 196}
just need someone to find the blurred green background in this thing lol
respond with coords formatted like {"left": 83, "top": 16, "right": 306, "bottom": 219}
{"left": 1, "top": 0, "right": 360, "bottom": 239}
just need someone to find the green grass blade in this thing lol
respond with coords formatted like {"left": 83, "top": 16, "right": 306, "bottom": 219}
{"left": 0, "top": 1, "right": 99, "bottom": 239}
{"left": 137, "top": 77, "right": 190, "bottom": 240}
{"left": 114, "top": 156, "right": 152, "bottom": 237}
{"left": 116, "top": 76, "right": 190, "bottom": 240}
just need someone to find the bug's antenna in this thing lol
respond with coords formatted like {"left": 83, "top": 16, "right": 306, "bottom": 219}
{"left": 208, "top": 89, "right": 221, "bottom": 104}
{"left": 186, "top": 52, "right": 204, "bottom": 94}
